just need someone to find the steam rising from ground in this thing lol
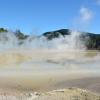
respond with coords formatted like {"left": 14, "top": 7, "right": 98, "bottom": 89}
{"left": 0, "top": 30, "right": 99, "bottom": 71}
{"left": 0, "top": 31, "right": 86, "bottom": 50}
{"left": 0, "top": 31, "right": 100, "bottom": 99}
{"left": 0, "top": 32, "right": 18, "bottom": 49}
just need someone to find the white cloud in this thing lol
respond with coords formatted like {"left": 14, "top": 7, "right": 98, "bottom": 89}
{"left": 73, "top": 6, "right": 94, "bottom": 30}
{"left": 96, "top": 0, "right": 100, "bottom": 5}
{"left": 79, "top": 7, "right": 93, "bottom": 24}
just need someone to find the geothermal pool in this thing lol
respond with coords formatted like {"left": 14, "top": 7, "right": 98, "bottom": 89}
{"left": 0, "top": 49, "right": 100, "bottom": 91}
{"left": 0, "top": 32, "right": 100, "bottom": 99}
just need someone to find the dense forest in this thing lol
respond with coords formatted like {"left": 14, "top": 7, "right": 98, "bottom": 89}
{"left": 0, "top": 28, "right": 100, "bottom": 50}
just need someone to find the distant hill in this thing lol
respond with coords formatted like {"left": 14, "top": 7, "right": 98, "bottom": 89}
{"left": 43, "top": 29, "right": 70, "bottom": 40}
{"left": 43, "top": 29, "right": 100, "bottom": 50}
{"left": 0, "top": 28, "right": 28, "bottom": 39}
{"left": 0, "top": 28, "right": 100, "bottom": 50}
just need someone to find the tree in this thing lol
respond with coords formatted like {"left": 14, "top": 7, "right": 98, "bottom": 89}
{"left": 15, "top": 29, "right": 27, "bottom": 40}
{"left": 0, "top": 28, "right": 7, "bottom": 33}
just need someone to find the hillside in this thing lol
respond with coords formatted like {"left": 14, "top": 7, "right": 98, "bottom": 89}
{"left": 43, "top": 29, "right": 100, "bottom": 50}
{"left": 0, "top": 28, "right": 100, "bottom": 50}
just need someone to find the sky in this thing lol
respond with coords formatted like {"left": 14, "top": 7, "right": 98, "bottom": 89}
{"left": 0, "top": 0, "right": 100, "bottom": 35}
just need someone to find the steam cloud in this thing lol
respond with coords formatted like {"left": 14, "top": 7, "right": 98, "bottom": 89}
{"left": 79, "top": 7, "right": 93, "bottom": 24}
{"left": 96, "top": 0, "right": 100, "bottom": 5}
{"left": 0, "top": 31, "right": 86, "bottom": 51}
